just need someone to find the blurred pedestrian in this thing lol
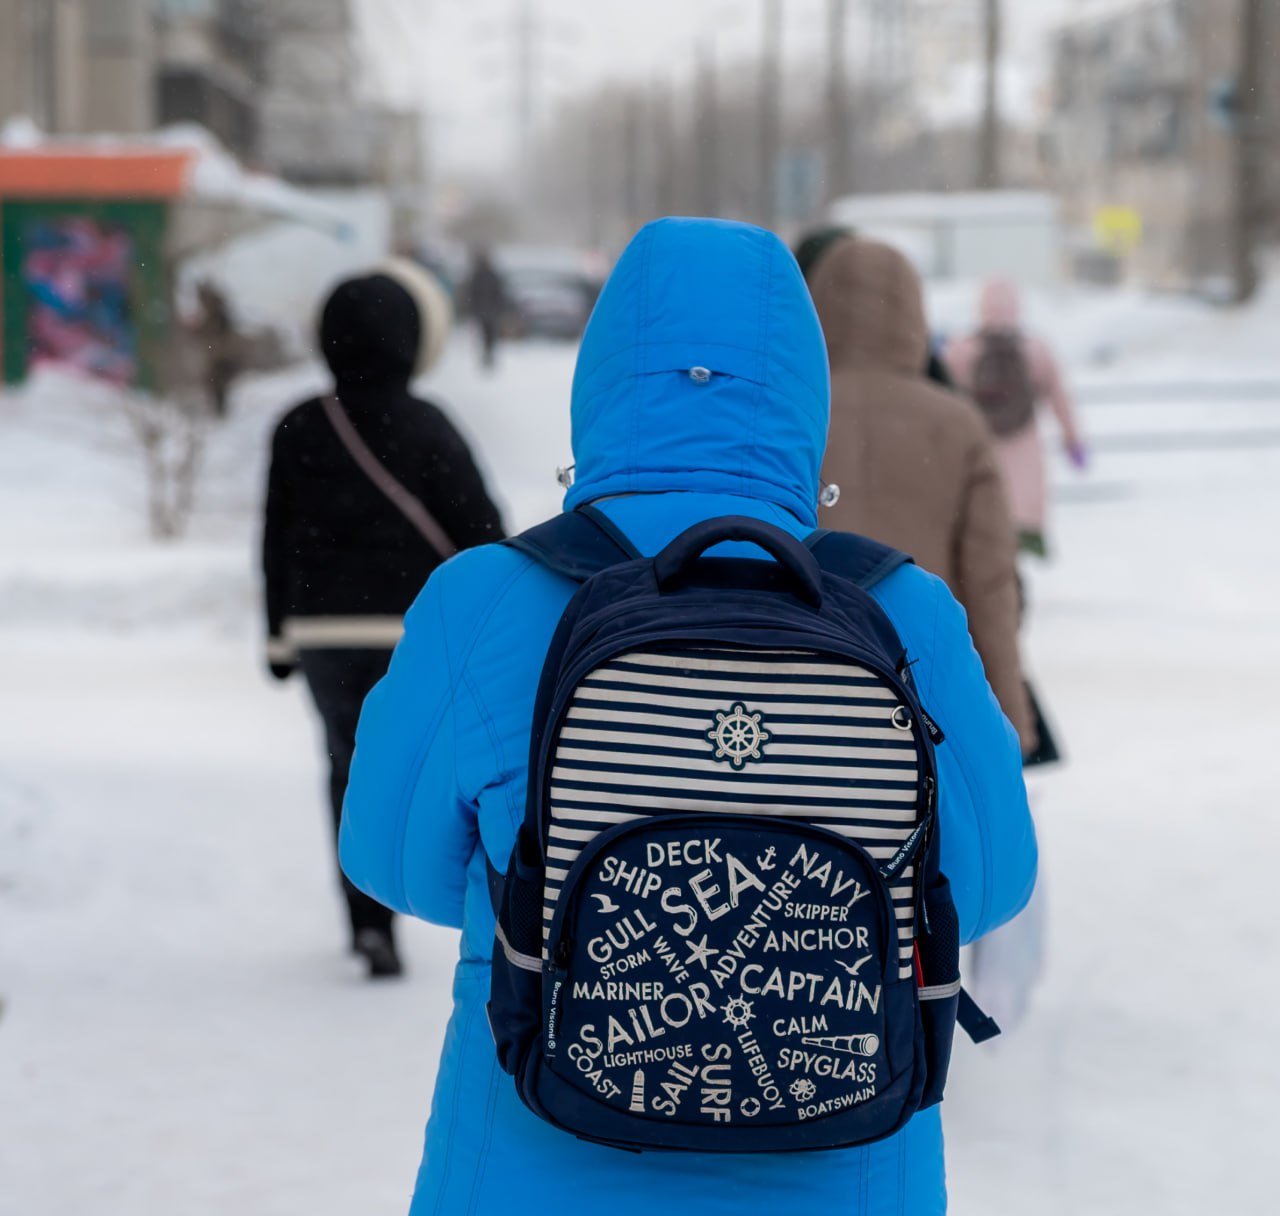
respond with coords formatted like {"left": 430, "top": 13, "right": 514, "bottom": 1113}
{"left": 808, "top": 237, "right": 1036, "bottom": 753}
{"left": 262, "top": 260, "right": 504, "bottom": 977}
{"left": 339, "top": 217, "right": 1036, "bottom": 1214}
{"left": 464, "top": 247, "right": 507, "bottom": 370}
{"left": 194, "top": 280, "right": 240, "bottom": 418}
{"left": 945, "top": 278, "right": 1087, "bottom": 557}
{"left": 794, "top": 226, "right": 954, "bottom": 389}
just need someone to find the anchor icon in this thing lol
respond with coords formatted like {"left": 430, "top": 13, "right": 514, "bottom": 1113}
{"left": 757, "top": 847, "right": 777, "bottom": 871}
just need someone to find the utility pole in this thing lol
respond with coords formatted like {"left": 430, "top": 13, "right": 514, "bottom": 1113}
{"left": 622, "top": 89, "right": 644, "bottom": 233}
{"left": 978, "top": 0, "right": 1002, "bottom": 189}
{"left": 514, "top": 0, "right": 535, "bottom": 175}
{"left": 758, "top": 0, "right": 782, "bottom": 229}
{"left": 825, "top": 0, "right": 851, "bottom": 200}
{"left": 650, "top": 76, "right": 677, "bottom": 219}
{"left": 1231, "top": 0, "right": 1267, "bottom": 303}
{"left": 695, "top": 34, "right": 721, "bottom": 217}
{"left": 586, "top": 108, "right": 605, "bottom": 248}
{"left": 30, "top": 0, "right": 56, "bottom": 131}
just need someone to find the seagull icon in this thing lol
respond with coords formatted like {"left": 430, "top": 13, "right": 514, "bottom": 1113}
{"left": 591, "top": 893, "right": 620, "bottom": 914}
{"left": 836, "top": 954, "right": 874, "bottom": 978}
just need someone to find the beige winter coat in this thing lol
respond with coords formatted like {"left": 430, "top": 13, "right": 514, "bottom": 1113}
{"left": 809, "top": 238, "right": 1034, "bottom": 751}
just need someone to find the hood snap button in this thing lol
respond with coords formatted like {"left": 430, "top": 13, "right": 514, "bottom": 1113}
{"left": 688, "top": 366, "right": 712, "bottom": 384}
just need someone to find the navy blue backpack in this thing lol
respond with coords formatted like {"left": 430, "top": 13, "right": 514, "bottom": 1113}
{"left": 488, "top": 510, "right": 997, "bottom": 1153}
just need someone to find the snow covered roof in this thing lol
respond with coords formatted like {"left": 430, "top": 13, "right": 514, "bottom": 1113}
{"left": 154, "top": 125, "right": 351, "bottom": 240}
{"left": 829, "top": 190, "right": 1059, "bottom": 226}
{"left": 493, "top": 243, "right": 610, "bottom": 280}
{"left": 1055, "top": 0, "right": 1167, "bottom": 30}
{"left": 0, "top": 120, "right": 349, "bottom": 244}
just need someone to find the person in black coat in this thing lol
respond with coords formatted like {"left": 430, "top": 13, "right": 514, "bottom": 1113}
{"left": 263, "top": 260, "right": 504, "bottom": 977}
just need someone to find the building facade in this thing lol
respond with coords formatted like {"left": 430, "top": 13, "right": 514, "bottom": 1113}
{"left": 1050, "top": 0, "right": 1278, "bottom": 288}
{"left": 155, "top": 0, "right": 263, "bottom": 163}
{"left": 0, "top": 0, "right": 155, "bottom": 137}
{"left": 253, "top": 0, "right": 426, "bottom": 235}
{"left": 0, "top": 0, "right": 426, "bottom": 238}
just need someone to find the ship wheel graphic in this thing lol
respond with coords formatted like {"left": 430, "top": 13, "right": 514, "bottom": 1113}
{"left": 722, "top": 996, "right": 755, "bottom": 1029}
{"left": 707, "top": 704, "right": 770, "bottom": 768}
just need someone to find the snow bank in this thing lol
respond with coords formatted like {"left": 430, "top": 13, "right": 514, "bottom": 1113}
{"left": 2, "top": 295, "right": 1277, "bottom": 1213}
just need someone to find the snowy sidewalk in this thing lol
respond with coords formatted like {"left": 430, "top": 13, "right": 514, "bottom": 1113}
{"left": 2, "top": 338, "right": 1277, "bottom": 1214}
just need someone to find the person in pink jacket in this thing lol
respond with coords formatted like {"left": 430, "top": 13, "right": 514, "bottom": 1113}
{"left": 945, "top": 279, "right": 1086, "bottom": 556}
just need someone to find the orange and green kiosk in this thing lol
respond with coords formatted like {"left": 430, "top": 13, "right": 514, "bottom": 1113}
{"left": 0, "top": 147, "right": 197, "bottom": 391}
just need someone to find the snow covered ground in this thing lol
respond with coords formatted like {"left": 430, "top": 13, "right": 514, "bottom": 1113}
{"left": 2, "top": 308, "right": 1278, "bottom": 1214}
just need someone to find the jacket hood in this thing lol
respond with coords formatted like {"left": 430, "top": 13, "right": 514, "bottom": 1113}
{"left": 380, "top": 257, "right": 454, "bottom": 375}
{"left": 319, "top": 264, "right": 452, "bottom": 395}
{"left": 565, "top": 217, "right": 830, "bottom": 528}
{"left": 809, "top": 238, "right": 928, "bottom": 377}
{"left": 793, "top": 225, "right": 854, "bottom": 282}
{"left": 979, "top": 277, "right": 1022, "bottom": 329}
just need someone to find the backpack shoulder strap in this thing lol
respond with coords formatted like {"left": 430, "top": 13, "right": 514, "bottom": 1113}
{"left": 500, "top": 503, "right": 640, "bottom": 581}
{"left": 489, "top": 505, "right": 639, "bottom": 914}
{"left": 505, "top": 514, "right": 912, "bottom": 591}
{"left": 958, "top": 987, "right": 1002, "bottom": 1043}
{"left": 805, "top": 528, "right": 912, "bottom": 590}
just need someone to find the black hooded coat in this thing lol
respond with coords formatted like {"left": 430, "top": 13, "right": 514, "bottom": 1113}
{"left": 262, "top": 272, "right": 504, "bottom": 676}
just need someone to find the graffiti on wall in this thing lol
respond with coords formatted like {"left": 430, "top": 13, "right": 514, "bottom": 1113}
{"left": 21, "top": 216, "right": 137, "bottom": 385}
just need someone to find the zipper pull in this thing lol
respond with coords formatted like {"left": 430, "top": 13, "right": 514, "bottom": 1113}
{"left": 915, "top": 778, "right": 936, "bottom": 935}
{"left": 896, "top": 649, "right": 916, "bottom": 682}
{"left": 880, "top": 776, "right": 936, "bottom": 884}
{"left": 919, "top": 708, "right": 945, "bottom": 746}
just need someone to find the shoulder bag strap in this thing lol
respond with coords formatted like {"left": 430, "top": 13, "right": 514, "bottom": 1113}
{"left": 322, "top": 395, "right": 458, "bottom": 561}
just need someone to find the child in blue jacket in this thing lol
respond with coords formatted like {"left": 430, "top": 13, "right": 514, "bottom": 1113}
{"left": 340, "top": 217, "right": 1036, "bottom": 1215}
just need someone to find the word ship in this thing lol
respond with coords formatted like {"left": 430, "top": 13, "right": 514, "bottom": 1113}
{"left": 562, "top": 835, "right": 887, "bottom": 1124}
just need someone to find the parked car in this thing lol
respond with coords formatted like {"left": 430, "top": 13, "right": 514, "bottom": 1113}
{"left": 494, "top": 245, "right": 607, "bottom": 341}
{"left": 503, "top": 267, "right": 597, "bottom": 339}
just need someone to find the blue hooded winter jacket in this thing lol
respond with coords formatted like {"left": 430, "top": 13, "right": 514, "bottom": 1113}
{"left": 341, "top": 217, "right": 1037, "bottom": 1215}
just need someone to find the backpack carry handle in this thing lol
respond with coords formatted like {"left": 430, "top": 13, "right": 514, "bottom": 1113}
{"left": 653, "top": 517, "right": 824, "bottom": 607}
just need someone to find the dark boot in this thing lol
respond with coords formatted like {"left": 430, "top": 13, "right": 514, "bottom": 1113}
{"left": 354, "top": 927, "right": 403, "bottom": 979}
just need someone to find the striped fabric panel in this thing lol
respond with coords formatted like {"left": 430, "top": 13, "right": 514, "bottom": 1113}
{"left": 543, "top": 646, "right": 922, "bottom": 979}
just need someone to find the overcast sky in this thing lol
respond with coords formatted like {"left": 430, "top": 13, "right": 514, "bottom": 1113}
{"left": 354, "top": 0, "right": 1080, "bottom": 182}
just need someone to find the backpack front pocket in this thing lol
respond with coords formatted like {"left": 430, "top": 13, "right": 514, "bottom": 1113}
{"left": 536, "top": 814, "right": 916, "bottom": 1147}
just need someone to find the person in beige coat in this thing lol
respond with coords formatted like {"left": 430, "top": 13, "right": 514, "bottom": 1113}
{"left": 808, "top": 237, "right": 1035, "bottom": 752}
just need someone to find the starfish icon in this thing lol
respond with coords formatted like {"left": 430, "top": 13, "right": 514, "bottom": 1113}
{"left": 684, "top": 933, "right": 720, "bottom": 970}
